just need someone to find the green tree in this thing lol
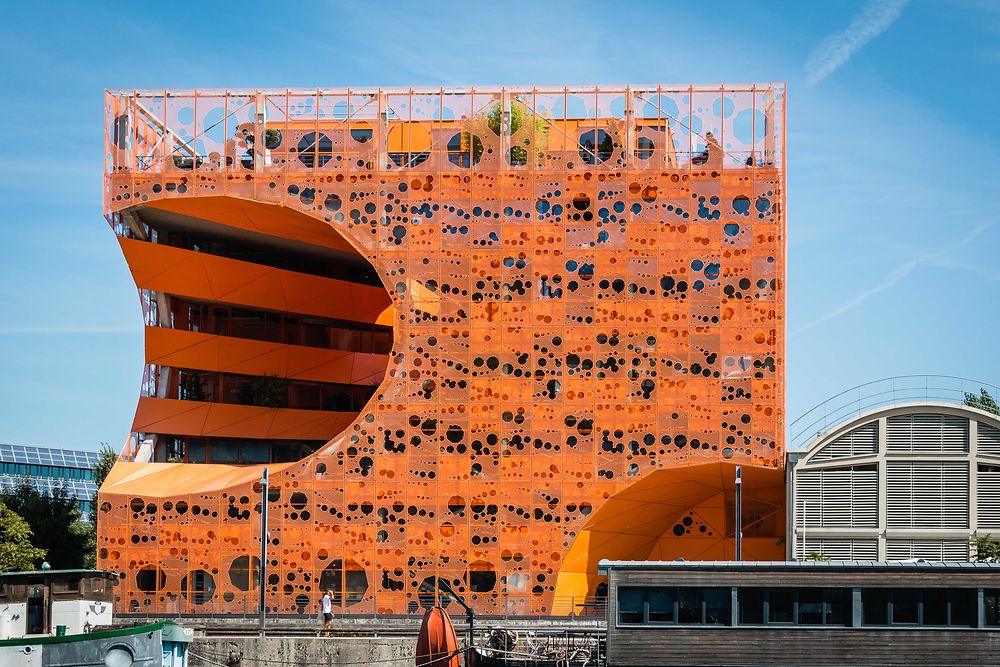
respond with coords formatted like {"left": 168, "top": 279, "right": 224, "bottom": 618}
{"left": 0, "top": 480, "right": 90, "bottom": 570}
{"left": 83, "top": 443, "right": 119, "bottom": 568}
{"left": 247, "top": 374, "right": 289, "bottom": 408}
{"left": 470, "top": 100, "right": 550, "bottom": 166}
{"left": 964, "top": 388, "right": 1000, "bottom": 416}
{"left": 0, "top": 501, "right": 46, "bottom": 571}
{"left": 973, "top": 535, "right": 1000, "bottom": 562}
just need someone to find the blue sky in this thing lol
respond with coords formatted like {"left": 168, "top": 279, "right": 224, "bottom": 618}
{"left": 0, "top": 0, "right": 997, "bottom": 450}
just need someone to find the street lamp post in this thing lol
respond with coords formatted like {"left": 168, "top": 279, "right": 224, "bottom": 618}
{"left": 258, "top": 467, "right": 269, "bottom": 636}
{"left": 735, "top": 466, "right": 742, "bottom": 561}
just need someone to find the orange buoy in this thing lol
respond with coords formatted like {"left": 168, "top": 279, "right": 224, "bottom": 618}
{"left": 415, "top": 606, "right": 461, "bottom": 667}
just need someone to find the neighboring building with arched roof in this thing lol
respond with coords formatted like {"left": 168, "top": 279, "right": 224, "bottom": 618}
{"left": 787, "top": 397, "right": 1000, "bottom": 562}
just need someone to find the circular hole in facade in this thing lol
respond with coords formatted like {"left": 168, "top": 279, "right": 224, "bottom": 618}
{"left": 135, "top": 567, "right": 165, "bottom": 593}
{"left": 296, "top": 132, "right": 334, "bottom": 168}
{"left": 579, "top": 129, "right": 613, "bottom": 165}
{"left": 466, "top": 562, "right": 497, "bottom": 593}
{"left": 447, "top": 133, "right": 482, "bottom": 168}
{"left": 319, "top": 559, "right": 369, "bottom": 607}
{"left": 417, "top": 576, "right": 454, "bottom": 609}
{"left": 228, "top": 555, "right": 261, "bottom": 592}
{"left": 180, "top": 570, "right": 216, "bottom": 605}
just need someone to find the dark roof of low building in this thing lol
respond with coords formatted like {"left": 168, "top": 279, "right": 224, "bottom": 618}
{"left": 598, "top": 560, "right": 1000, "bottom": 572}
{"left": 0, "top": 569, "right": 119, "bottom": 579}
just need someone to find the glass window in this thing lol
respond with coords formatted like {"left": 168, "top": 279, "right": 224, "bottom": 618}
{"left": 230, "top": 309, "right": 267, "bottom": 340}
{"left": 291, "top": 383, "right": 322, "bottom": 411}
{"left": 704, "top": 588, "right": 731, "bottom": 625}
{"left": 950, "top": 589, "right": 978, "bottom": 627}
{"left": 798, "top": 588, "right": 823, "bottom": 625}
{"left": 374, "top": 329, "right": 393, "bottom": 354}
{"left": 187, "top": 439, "right": 207, "bottom": 463}
{"left": 222, "top": 375, "right": 250, "bottom": 405}
{"left": 892, "top": 589, "right": 918, "bottom": 625}
{"left": 211, "top": 307, "right": 229, "bottom": 336}
{"left": 302, "top": 319, "right": 329, "bottom": 348}
{"left": 209, "top": 443, "right": 239, "bottom": 464}
{"left": 283, "top": 317, "right": 301, "bottom": 345}
{"left": 648, "top": 588, "right": 675, "bottom": 623}
{"left": 678, "top": 588, "right": 704, "bottom": 624}
{"left": 240, "top": 443, "right": 270, "bottom": 465}
{"left": 618, "top": 587, "right": 644, "bottom": 624}
{"left": 922, "top": 588, "right": 948, "bottom": 626}
{"left": 863, "top": 588, "right": 889, "bottom": 625}
{"left": 332, "top": 327, "right": 362, "bottom": 352}
{"left": 986, "top": 589, "right": 1000, "bottom": 627}
{"left": 739, "top": 588, "right": 764, "bottom": 625}
{"left": 768, "top": 589, "right": 794, "bottom": 624}
{"left": 52, "top": 579, "right": 79, "bottom": 593}
{"left": 825, "top": 588, "right": 851, "bottom": 626}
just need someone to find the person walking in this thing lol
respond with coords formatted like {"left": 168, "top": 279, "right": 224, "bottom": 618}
{"left": 320, "top": 589, "right": 333, "bottom": 635}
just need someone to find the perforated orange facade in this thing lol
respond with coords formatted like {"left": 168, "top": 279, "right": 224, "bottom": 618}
{"left": 98, "top": 85, "right": 786, "bottom": 616}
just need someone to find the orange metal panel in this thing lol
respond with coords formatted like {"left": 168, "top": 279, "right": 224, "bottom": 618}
{"left": 100, "top": 85, "right": 786, "bottom": 618}
{"left": 145, "top": 327, "right": 388, "bottom": 385}
{"left": 120, "top": 237, "right": 391, "bottom": 323}
{"left": 144, "top": 197, "right": 358, "bottom": 255}
{"left": 131, "top": 397, "right": 358, "bottom": 440}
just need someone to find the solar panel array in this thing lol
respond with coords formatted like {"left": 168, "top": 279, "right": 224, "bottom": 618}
{"left": 0, "top": 443, "right": 100, "bottom": 502}
{"left": 0, "top": 442, "right": 100, "bottom": 468}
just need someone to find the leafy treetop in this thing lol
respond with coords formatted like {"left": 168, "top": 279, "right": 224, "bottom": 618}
{"left": 0, "top": 501, "right": 46, "bottom": 571}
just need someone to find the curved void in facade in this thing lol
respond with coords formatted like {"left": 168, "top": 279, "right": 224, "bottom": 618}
{"left": 99, "top": 85, "right": 786, "bottom": 616}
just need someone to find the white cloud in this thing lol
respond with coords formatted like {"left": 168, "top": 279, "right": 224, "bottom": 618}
{"left": 805, "top": 0, "right": 910, "bottom": 86}
{"left": 794, "top": 221, "right": 993, "bottom": 334}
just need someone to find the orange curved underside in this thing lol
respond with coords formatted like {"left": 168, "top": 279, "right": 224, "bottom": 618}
{"left": 98, "top": 85, "right": 786, "bottom": 617}
{"left": 551, "top": 462, "right": 785, "bottom": 611}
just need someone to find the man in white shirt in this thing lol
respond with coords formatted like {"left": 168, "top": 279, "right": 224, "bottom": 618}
{"left": 320, "top": 589, "right": 333, "bottom": 635}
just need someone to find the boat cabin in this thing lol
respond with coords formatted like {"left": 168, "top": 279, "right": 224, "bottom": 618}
{"left": 0, "top": 569, "right": 118, "bottom": 639}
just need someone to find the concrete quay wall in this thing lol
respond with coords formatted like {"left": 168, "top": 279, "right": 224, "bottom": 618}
{"left": 190, "top": 636, "right": 419, "bottom": 667}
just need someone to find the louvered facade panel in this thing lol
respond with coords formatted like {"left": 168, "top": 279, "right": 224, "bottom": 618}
{"left": 795, "top": 467, "right": 877, "bottom": 528}
{"left": 979, "top": 471, "right": 1000, "bottom": 529}
{"left": 813, "top": 422, "right": 878, "bottom": 461}
{"left": 979, "top": 423, "right": 1000, "bottom": 456}
{"left": 797, "top": 538, "right": 878, "bottom": 561}
{"left": 886, "top": 539, "right": 969, "bottom": 562}
{"left": 886, "top": 414, "right": 968, "bottom": 453}
{"left": 886, "top": 461, "right": 969, "bottom": 529}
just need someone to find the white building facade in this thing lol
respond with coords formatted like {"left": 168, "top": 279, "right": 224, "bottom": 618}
{"left": 787, "top": 402, "right": 1000, "bottom": 561}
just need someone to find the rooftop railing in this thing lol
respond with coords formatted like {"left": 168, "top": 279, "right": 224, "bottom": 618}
{"left": 104, "top": 85, "right": 785, "bottom": 178}
{"left": 788, "top": 374, "right": 1000, "bottom": 451}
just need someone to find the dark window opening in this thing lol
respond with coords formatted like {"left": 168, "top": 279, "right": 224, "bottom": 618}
{"left": 165, "top": 367, "right": 378, "bottom": 413}
{"left": 168, "top": 298, "right": 392, "bottom": 355}
{"left": 153, "top": 435, "right": 324, "bottom": 465}
{"left": 132, "top": 221, "right": 382, "bottom": 287}
{"left": 617, "top": 586, "right": 731, "bottom": 626}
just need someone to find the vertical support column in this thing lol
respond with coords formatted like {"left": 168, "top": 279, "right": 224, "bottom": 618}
{"left": 731, "top": 587, "right": 739, "bottom": 627}
{"left": 763, "top": 88, "right": 776, "bottom": 166}
{"left": 499, "top": 88, "right": 511, "bottom": 166}
{"left": 786, "top": 453, "right": 797, "bottom": 560}
{"left": 376, "top": 90, "right": 388, "bottom": 173}
{"left": 253, "top": 91, "right": 265, "bottom": 175}
{"left": 623, "top": 87, "right": 634, "bottom": 171}
{"left": 851, "top": 587, "right": 863, "bottom": 628}
{"left": 258, "top": 467, "right": 269, "bottom": 635}
{"left": 969, "top": 417, "right": 979, "bottom": 556}
{"left": 877, "top": 417, "right": 888, "bottom": 560}
{"left": 735, "top": 466, "right": 743, "bottom": 560}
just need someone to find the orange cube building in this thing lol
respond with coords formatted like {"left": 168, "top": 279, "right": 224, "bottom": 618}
{"left": 98, "top": 85, "right": 786, "bottom": 616}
